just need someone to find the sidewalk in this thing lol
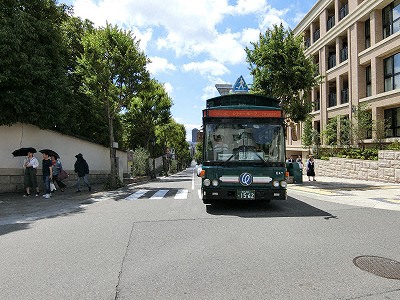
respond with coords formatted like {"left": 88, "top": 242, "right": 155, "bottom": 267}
{"left": 0, "top": 176, "right": 151, "bottom": 226}
{"left": 288, "top": 175, "right": 400, "bottom": 211}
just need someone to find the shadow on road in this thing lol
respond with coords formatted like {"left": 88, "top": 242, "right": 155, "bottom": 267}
{"left": 205, "top": 196, "right": 333, "bottom": 218}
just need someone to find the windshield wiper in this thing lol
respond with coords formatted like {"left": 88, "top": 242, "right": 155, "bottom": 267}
{"left": 223, "top": 145, "right": 269, "bottom": 166}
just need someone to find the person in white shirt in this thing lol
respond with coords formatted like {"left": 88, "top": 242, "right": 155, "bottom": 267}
{"left": 23, "top": 151, "right": 40, "bottom": 197}
{"left": 213, "top": 135, "right": 228, "bottom": 160}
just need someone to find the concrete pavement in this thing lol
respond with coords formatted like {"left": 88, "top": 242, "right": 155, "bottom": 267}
{"left": 288, "top": 175, "right": 400, "bottom": 211}
{"left": 1, "top": 174, "right": 400, "bottom": 226}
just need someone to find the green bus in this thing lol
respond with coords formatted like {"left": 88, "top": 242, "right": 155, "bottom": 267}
{"left": 200, "top": 93, "right": 287, "bottom": 204}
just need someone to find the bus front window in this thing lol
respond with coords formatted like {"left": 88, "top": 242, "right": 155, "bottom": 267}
{"left": 204, "top": 123, "right": 285, "bottom": 162}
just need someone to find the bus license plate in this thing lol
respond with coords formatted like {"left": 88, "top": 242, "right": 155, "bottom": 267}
{"left": 237, "top": 190, "right": 255, "bottom": 200}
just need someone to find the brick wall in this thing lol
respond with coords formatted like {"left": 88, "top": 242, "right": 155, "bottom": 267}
{"left": 315, "top": 150, "right": 400, "bottom": 183}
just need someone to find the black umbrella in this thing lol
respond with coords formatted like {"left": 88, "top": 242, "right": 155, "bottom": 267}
{"left": 39, "top": 149, "right": 60, "bottom": 159}
{"left": 12, "top": 147, "right": 37, "bottom": 157}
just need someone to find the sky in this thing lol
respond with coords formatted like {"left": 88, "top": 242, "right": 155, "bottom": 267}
{"left": 61, "top": 0, "right": 317, "bottom": 141}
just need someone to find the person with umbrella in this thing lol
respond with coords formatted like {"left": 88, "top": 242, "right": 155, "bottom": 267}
{"left": 51, "top": 155, "right": 66, "bottom": 192}
{"left": 23, "top": 150, "right": 40, "bottom": 197}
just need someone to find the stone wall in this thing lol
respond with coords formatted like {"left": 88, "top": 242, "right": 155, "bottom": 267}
{"left": 0, "top": 168, "right": 109, "bottom": 194}
{"left": 315, "top": 150, "right": 400, "bottom": 183}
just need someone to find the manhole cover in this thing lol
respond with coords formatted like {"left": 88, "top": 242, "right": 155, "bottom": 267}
{"left": 353, "top": 255, "right": 400, "bottom": 280}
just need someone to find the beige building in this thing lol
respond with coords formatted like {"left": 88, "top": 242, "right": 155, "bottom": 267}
{"left": 287, "top": 0, "right": 400, "bottom": 159}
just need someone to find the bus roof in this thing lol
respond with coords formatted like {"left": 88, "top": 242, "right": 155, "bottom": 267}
{"left": 206, "top": 93, "right": 280, "bottom": 109}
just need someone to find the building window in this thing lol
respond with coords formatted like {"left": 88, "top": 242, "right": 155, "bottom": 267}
{"left": 328, "top": 52, "right": 336, "bottom": 69}
{"left": 341, "top": 87, "right": 349, "bottom": 104}
{"left": 304, "top": 37, "right": 311, "bottom": 48}
{"left": 328, "top": 93, "right": 337, "bottom": 107}
{"left": 340, "top": 44, "right": 348, "bottom": 63}
{"left": 327, "top": 16, "right": 335, "bottom": 31}
{"left": 314, "top": 90, "right": 320, "bottom": 111}
{"left": 384, "top": 107, "right": 400, "bottom": 137}
{"left": 384, "top": 53, "right": 400, "bottom": 92}
{"left": 313, "top": 28, "right": 320, "bottom": 42}
{"left": 365, "top": 19, "right": 371, "bottom": 49}
{"left": 383, "top": 0, "right": 400, "bottom": 39}
{"left": 339, "top": 2, "right": 349, "bottom": 21}
{"left": 366, "top": 66, "right": 372, "bottom": 97}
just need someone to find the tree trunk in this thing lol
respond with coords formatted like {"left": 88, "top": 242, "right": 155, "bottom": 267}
{"left": 107, "top": 98, "right": 117, "bottom": 189}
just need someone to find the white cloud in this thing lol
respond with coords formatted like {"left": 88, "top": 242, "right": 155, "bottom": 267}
{"left": 183, "top": 61, "right": 229, "bottom": 77}
{"left": 259, "top": 7, "right": 289, "bottom": 30}
{"left": 163, "top": 82, "right": 174, "bottom": 95}
{"left": 228, "top": 0, "right": 268, "bottom": 15}
{"left": 147, "top": 56, "right": 176, "bottom": 75}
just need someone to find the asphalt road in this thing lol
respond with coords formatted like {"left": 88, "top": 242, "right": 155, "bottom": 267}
{"left": 1, "top": 167, "right": 400, "bottom": 300}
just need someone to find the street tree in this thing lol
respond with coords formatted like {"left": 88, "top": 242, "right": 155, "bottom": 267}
{"left": 0, "top": 0, "right": 70, "bottom": 128}
{"left": 57, "top": 13, "right": 112, "bottom": 144}
{"left": 245, "top": 24, "right": 321, "bottom": 123}
{"left": 351, "top": 103, "right": 372, "bottom": 150}
{"left": 122, "top": 79, "right": 172, "bottom": 151}
{"left": 156, "top": 118, "right": 189, "bottom": 175}
{"left": 302, "top": 117, "right": 313, "bottom": 154}
{"left": 76, "top": 23, "right": 149, "bottom": 189}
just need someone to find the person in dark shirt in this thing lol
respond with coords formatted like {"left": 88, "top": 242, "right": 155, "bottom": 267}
{"left": 42, "top": 152, "right": 53, "bottom": 199}
{"left": 74, "top": 153, "right": 91, "bottom": 192}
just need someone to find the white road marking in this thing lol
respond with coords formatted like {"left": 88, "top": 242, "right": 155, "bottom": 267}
{"left": 198, "top": 189, "right": 202, "bottom": 199}
{"left": 174, "top": 189, "right": 188, "bottom": 199}
{"left": 192, "top": 171, "right": 195, "bottom": 190}
{"left": 150, "top": 189, "right": 169, "bottom": 199}
{"left": 124, "top": 189, "right": 149, "bottom": 200}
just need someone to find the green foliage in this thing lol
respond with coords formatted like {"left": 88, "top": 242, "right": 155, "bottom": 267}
{"left": 194, "top": 142, "right": 203, "bottom": 164}
{"left": 0, "top": 0, "right": 70, "bottom": 128}
{"left": 302, "top": 118, "right": 313, "bottom": 151}
{"left": 317, "top": 147, "right": 378, "bottom": 160}
{"left": 352, "top": 103, "right": 372, "bottom": 149}
{"left": 386, "top": 140, "right": 400, "bottom": 150}
{"left": 122, "top": 79, "right": 172, "bottom": 151}
{"left": 339, "top": 116, "right": 351, "bottom": 146}
{"left": 322, "top": 118, "right": 338, "bottom": 146}
{"left": 245, "top": 24, "right": 321, "bottom": 123}
{"left": 169, "top": 160, "right": 178, "bottom": 174}
{"left": 104, "top": 175, "right": 124, "bottom": 190}
{"left": 131, "top": 147, "right": 150, "bottom": 176}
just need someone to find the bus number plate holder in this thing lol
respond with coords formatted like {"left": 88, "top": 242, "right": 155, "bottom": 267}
{"left": 237, "top": 190, "right": 255, "bottom": 200}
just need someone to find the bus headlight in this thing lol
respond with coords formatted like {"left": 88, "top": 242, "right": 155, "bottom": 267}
{"left": 212, "top": 179, "right": 219, "bottom": 187}
{"left": 203, "top": 179, "right": 211, "bottom": 186}
{"left": 280, "top": 181, "right": 287, "bottom": 188}
{"left": 272, "top": 181, "right": 280, "bottom": 187}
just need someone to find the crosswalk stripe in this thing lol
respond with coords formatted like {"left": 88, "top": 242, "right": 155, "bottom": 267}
{"left": 150, "top": 189, "right": 169, "bottom": 199}
{"left": 125, "top": 189, "right": 150, "bottom": 200}
{"left": 174, "top": 189, "right": 188, "bottom": 199}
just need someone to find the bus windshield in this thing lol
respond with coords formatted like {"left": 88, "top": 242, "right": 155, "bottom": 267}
{"left": 204, "top": 122, "right": 285, "bottom": 163}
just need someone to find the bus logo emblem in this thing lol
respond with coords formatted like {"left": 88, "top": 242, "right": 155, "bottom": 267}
{"left": 239, "top": 173, "right": 253, "bottom": 186}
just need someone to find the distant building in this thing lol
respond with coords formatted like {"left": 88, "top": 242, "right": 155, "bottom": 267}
{"left": 215, "top": 84, "right": 232, "bottom": 96}
{"left": 192, "top": 128, "right": 199, "bottom": 143}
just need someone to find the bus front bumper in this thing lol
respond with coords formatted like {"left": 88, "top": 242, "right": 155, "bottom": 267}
{"left": 202, "top": 188, "right": 287, "bottom": 202}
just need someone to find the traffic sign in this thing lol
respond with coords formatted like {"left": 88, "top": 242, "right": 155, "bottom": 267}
{"left": 233, "top": 75, "right": 248, "bottom": 92}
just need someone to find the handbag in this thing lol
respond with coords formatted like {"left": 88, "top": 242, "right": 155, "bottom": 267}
{"left": 58, "top": 168, "right": 69, "bottom": 180}
{"left": 50, "top": 182, "right": 57, "bottom": 192}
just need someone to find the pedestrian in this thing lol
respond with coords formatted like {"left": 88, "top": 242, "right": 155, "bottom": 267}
{"left": 306, "top": 155, "right": 316, "bottom": 181}
{"left": 74, "top": 153, "right": 91, "bottom": 192}
{"left": 23, "top": 151, "right": 40, "bottom": 197}
{"left": 42, "top": 152, "right": 53, "bottom": 199}
{"left": 51, "top": 155, "right": 66, "bottom": 192}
